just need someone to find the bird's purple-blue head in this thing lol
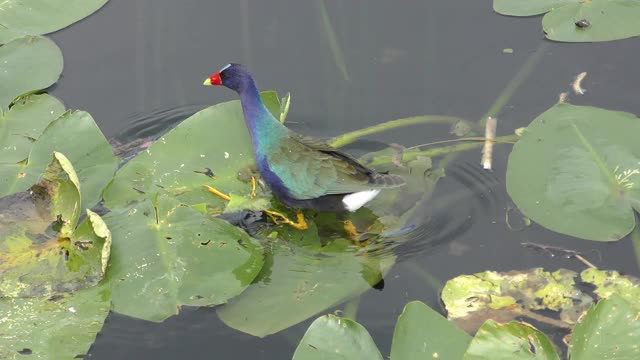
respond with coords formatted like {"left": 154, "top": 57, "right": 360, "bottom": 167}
{"left": 203, "top": 63, "right": 255, "bottom": 93}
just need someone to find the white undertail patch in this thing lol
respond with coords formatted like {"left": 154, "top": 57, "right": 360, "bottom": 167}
{"left": 342, "top": 189, "right": 381, "bottom": 212}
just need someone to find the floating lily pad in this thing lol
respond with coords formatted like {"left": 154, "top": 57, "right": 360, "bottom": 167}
{"left": 224, "top": 193, "right": 271, "bottom": 213}
{"left": 0, "top": 152, "right": 111, "bottom": 298}
{"left": 507, "top": 103, "right": 640, "bottom": 241}
{"left": 390, "top": 301, "right": 471, "bottom": 360}
{"left": 0, "top": 0, "right": 109, "bottom": 44}
{"left": 494, "top": 0, "right": 578, "bottom": 16}
{"left": 0, "top": 36, "right": 63, "bottom": 110}
{"left": 103, "top": 195, "right": 264, "bottom": 322}
{"left": 0, "top": 94, "right": 65, "bottom": 163}
{"left": 569, "top": 294, "right": 640, "bottom": 359}
{"left": 465, "top": 320, "right": 559, "bottom": 359}
{"left": 543, "top": 0, "right": 640, "bottom": 42}
{"left": 0, "top": 110, "right": 117, "bottom": 210}
{"left": 217, "top": 238, "right": 394, "bottom": 337}
{"left": 292, "top": 314, "right": 383, "bottom": 360}
{"left": 494, "top": 0, "right": 640, "bottom": 42}
{"left": 0, "top": 282, "right": 110, "bottom": 360}
{"left": 103, "top": 92, "right": 280, "bottom": 211}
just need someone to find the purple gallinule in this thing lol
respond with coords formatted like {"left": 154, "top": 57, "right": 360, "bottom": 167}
{"left": 203, "top": 64, "right": 405, "bottom": 229}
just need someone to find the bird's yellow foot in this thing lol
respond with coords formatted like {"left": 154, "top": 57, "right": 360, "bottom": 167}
{"left": 250, "top": 176, "right": 257, "bottom": 199}
{"left": 343, "top": 220, "right": 359, "bottom": 237}
{"left": 264, "top": 210, "right": 308, "bottom": 230}
{"left": 205, "top": 184, "right": 308, "bottom": 230}
{"left": 204, "top": 185, "right": 231, "bottom": 201}
{"left": 343, "top": 220, "right": 371, "bottom": 247}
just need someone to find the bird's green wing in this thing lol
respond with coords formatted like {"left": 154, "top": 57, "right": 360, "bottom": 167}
{"left": 267, "top": 134, "right": 402, "bottom": 200}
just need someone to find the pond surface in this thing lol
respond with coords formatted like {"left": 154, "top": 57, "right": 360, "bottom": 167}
{"left": 48, "top": 0, "right": 640, "bottom": 358}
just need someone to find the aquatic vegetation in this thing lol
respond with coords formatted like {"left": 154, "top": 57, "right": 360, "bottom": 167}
{"left": 507, "top": 103, "right": 640, "bottom": 241}
{"left": 293, "top": 271, "right": 640, "bottom": 359}
{"left": 494, "top": 0, "right": 640, "bottom": 42}
{"left": 2, "top": 1, "right": 640, "bottom": 358}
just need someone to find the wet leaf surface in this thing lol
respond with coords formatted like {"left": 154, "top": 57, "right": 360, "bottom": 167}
{"left": 292, "top": 314, "right": 383, "bottom": 360}
{"left": 0, "top": 282, "right": 110, "bottom": 360}
{"left": 0, "top": 110, "right": 117, "bottom": 210}
{"left": 0, "top": 36, "right": 63, "bottom": 110}
{"left": 217, "top": 235, "right": 394, "bottom": 337}
{"left": 0, "top": 94, "right": 65, "bottom": 163}
{"left": 103, "top": 92, "right": 279, "bottom": 211}
{"left": 103, "top": 195, "right": 264, "bottom": 322}
{"left": 494, "top": 0, "right": 578, "bottom": 16}
{"left": 507, "top": 103, "right": 640, "bottom": 241}
{"left": 465, "top": 320, "right": 559, "bottom": 359}
{"left": 391, "top": 301, "right": 471, "bottom": 360}
{"left": 494, "top": 0, "right": 640, "bottom": 42}
{"left": 569, "top": 294, "right": 640, "bottom": 359}
{"left": 0, "top": 0, "right": 109, "bottom": 44}
{"left": 0, "top": 153, "right": 110, "bottom": 298}
{"left": 543, "top": 0, "right": 640, "bottom": 42}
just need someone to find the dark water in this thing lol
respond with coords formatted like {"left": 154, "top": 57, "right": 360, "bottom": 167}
{"left": 48, "top": 0, "right": 640, "bottom": 358}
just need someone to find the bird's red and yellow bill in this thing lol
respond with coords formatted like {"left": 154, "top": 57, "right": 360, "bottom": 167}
{"left": 203, "top": 72, "right": 222, "bottom": 86}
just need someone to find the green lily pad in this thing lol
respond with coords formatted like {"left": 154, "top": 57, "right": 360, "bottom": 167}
{"left": 0, "top": 282, "right": 110, "bottom": 360}
{"left": 292, "top": 314, "right": 383, "bottom": 360}
{"left": 224, "top": 193, "right": 271, "bottom": 213}
{"left": 0, "top": 36, "right": 63, "bottom": 111}
{"left": 464, "top": 320, "right": 559, "bottom": 359}
{"left": 0, "top": 110, "right": 117, "bottom": 210}
{"left": 494, "top": 0, "right": 577, "bottom": 16}
{"left": 390, "top": 301, "right": 471, "bottom": 360}
{"left": 494, "top": 0, "right": 640, "bottom": 42}
{"left": 569, "top": 294, "right": 640, "bottom": 359}
{"left": 103, "top": 92, "right": 280, "bottom": 211}
{"left": 506, "top": 103, "right": 640, "bottom": 241}
{"left": 0, "top": 152, "right": 110, "bottom": 298}
{"left": 0, "top": 94, "right": 65, "bottom": 163}
{"left": 260, "top": 90, "right": 283, "bottom": 119}
{"left": 0, "top": 0, "right": 109, "bottom": 44}
{"left": 217, "top": 238, "right": 394, "bottom": 337}
{"left": 103, "top": 195, "right": 264, "bottom": 322}
{"left": 543, "top": 0, "right": 640, "bottom": 42}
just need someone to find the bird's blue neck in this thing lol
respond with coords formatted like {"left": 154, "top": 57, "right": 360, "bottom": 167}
{"left": 237, "top": 82, "right": 286, "bottom": 155}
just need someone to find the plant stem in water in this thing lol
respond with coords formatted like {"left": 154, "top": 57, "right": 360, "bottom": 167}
{"left": 330, "top": 115, "right": 464, "bottom": 148}
{"left": 366, "top": 135, "right": 518, "bottom": 167}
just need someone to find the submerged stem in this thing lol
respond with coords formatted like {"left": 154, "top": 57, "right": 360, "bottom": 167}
{"left": 515, "top": 307, "right": 572, "bottom": 329}
{"left": 479, "top": 42, "right": 548, "bottom": 127}
{"left": 366, "top": 135, "right": 518, "bottom": 166}
{"left": 330, "top": 115, "right": 464, "bottom": 148}
{"left": 342, "top": 297, "right": 361, "bottom": 320}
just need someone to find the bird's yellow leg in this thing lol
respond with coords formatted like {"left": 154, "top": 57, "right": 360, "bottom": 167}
{"left": 343, "top": 220, "right": 370, "bottom": 246}
{"left": 343, "top": 220, "right": 359, "bottom": 237}
{"left": 264, "top": 210, "right": 308, "bottom": 230}
{"left": 250, "top": 176, "right": 257, "bottom": 199}
{"left": 204, "top": 185, "right": 231, "bottom": 201}
{"left": 205, "top": 184, "right": 308, "bottom": 230}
